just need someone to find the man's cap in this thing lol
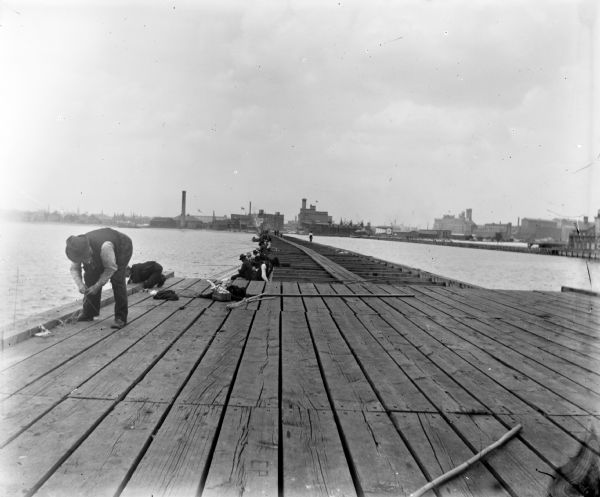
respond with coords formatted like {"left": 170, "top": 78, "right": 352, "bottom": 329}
{"left": 65, "top": 235, "right": 91, "bottom": 262}
{"left": 239, "top": 253, "right": 247, "bottom": 260}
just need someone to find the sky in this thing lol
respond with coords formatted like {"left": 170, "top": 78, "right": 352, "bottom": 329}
{"left": 1, "top": 0, "right": 599, "bottom": 227}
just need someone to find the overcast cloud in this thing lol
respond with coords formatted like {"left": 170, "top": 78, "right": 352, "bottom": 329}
{"left": 1, "top": 0, "right": 598, "bottom": 227}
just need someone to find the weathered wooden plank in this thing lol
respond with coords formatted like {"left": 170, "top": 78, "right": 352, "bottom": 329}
{"left": 119, "top": 403, "right": 222, "bottom": 497}
{"left": 458, "top": 315, "right": 600, "bottom": 383}
{"left": 436, "top": 315, "right": 600, "bottom": 414}
{"left": 410, "top": 315, "right": 589, "bottom": 415}
{"left": 281, "top": 311, "right": 330, "bottom": 410}
{"left": 0, "top": 279, "right": 185, "bottom": 372}
{"left": 315, "top": 282, "right": 351, "bottom": 315}
{"left": 0, "top": 274, "right": 184, "bottom": 350}
{"left": 449, "top": 286, "right": 600, "bottom": 337}
{"left": 497, "top": 289, "right": 600, "bottom": 329}
{"left": 332, "top": 283, "right": 378, "bottom": 315}
{"left": 229, "top": 309, "right": 279, "bottom": 408}
{"left": 281, "top": 281, "right": 304, "bottom": 312}
{"left": 260, "top": 281, "right": 281, "bottom": 312}
{"left": 547, "top": 415, "right": 600, "bottom": 443}
{"left": 375, "top": 284, "right": 443, "bottom": 318}
{"left": 331, "top": 311, "right": 435, "bottom": 412}
{"left": 11, "top": 305, "right": 177, "bottom": 399}
{"left": 336, "top": 410, "right": 428, "bottom": 496}
{"left": 298, "top": 282, "right": 329, "bottom": 313}
{"left": 35, "top": 400, "right": 166, "bottom": 497}
{"left": 0, "top": 303, "right": 170, "bottom": 396}
{"left": 307, "top": 312, "right": 383, "bottom": 412}
{"left": 445, "top": 413, "right": 554, "bottom": 496}
{"left": 1, "top": 276, "right": 202, "bottom": 387}
{"left": 440, "top": 286, "right": 598, "bottom": 337}
{"left": 0, "top": 398, "right": 113, "bottom": 497}
{"left": 441, "top": 287, "right": 600, "bottom": 355}
{"left": 203, "top": 406, "right": 278, "bottom": 497}
{"left": 0, "top": 394, "right": 62, "bottom": 448}
{"left": 498, "top": 412, "right": 584, "bottom": 468}
{"left": 363, "top": 308, "right": 537, "bottom": 415}
{"left": 70, "top": 304, "right": 210, "bottom": 400}
{"left": 176, "top": 309, "right": 254, "bottom": 406}
{"left": 392, "top": 412, "right": 511, "bottom": 497}
{"left": 356, "top": 313, "right": 487, "bottom": 414}
{"left": 125, "top": 306, "right": 229, "bottom": 403}
{"left": 0, "top": 306, "right": 181, "bottom": 446}
{"left": 282, "top": 406, "right": 357, "bottom": 497}
{"left": 244, "top": 281, "right": 266, "bottom": 310}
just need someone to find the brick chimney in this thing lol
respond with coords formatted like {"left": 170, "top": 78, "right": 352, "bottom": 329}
{"left": 180, "top": 190, "right": 187, "bottom": 228}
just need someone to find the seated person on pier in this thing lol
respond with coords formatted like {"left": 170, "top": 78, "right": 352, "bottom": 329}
{"left": 231, "top": 253, "right": 255, "bottom": 281}
{"left": 127, "top": 261, "right": 166, "bottom": 288}
{"left": 252, "top": 255, "right": 273, "bottom": 282}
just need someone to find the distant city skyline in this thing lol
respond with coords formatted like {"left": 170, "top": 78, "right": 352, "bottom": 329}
{"left": 2, "top": 198, "right": 597, "bottom": 230}
{"left": 1, "top": 1, "right": 598, "bottom": 228}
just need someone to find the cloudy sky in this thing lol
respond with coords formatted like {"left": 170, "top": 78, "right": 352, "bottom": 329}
{"left": 1, "top": 0, "right": 598, "bottom": 227}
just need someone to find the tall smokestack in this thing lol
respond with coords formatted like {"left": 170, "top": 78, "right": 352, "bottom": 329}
{"left": 181, "top": 190, "right": 187, "bottom": 228}
{"left": 302, "top": 198, "right": 307, "bottom": 210}
{"left": 249, "top": 201, "right": 252, "bottom": 215}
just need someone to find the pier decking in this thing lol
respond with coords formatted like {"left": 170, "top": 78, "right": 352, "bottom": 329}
{"left": 1, "top": 236, "right": 599, "bottom": 497}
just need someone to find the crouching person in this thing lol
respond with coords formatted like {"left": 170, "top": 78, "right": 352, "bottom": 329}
{"left": 127, "top": 261, "right": 166, "bottom": 288}
{"left": 65, "top": 228, "right": 133, "bottom": 329}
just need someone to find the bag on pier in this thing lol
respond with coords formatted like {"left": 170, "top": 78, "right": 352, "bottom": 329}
{"left": 153, "top": 289, "right": 179, "bottom": 301}
{"left": 212, "top": 285, "right": 232, "bottom": 302}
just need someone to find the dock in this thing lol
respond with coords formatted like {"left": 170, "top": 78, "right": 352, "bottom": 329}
{"left": 1, "top": 235, "right": 599, "bottom": 497}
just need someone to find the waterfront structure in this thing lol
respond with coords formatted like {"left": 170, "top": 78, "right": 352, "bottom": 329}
{"left": 394, "top": 229, "right": 451, "bottom": 240}
{"left": 567, "top": 210, "right": 600, "bottom": 257}
{"left": 254, "top": 209, "right": 284, "bottom": 232}
{"left": 432, "top": 208, "right": 476, "bottom": 237}
{"left": 298, "top": 198, "right": 332, "bottom": 230}
{"left": 149, "top": 216, "right": 178, "bottom": 228}
{"left": 171, "top": 214, "right": 228, "bottom": 229}
{"left": 517, "top": 218, "right": 562, "bottom": 242}
{"left": 473, "top": 222, "right": 513, "bottom": 241}
{"left": 230, "top": 213, "right": 256, "bottom": 231}
{"left": 374, "top": 226, "right": 393, "bottom": 235}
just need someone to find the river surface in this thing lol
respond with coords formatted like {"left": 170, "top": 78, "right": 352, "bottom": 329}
{"left": 1, "top": 222, "right": 598, "bottom": 327}
{"left": 288, "top": 234, "right": 600, "bottom": 293}
{"left": 0, "top": 221, "right": 254, "bottom": 327}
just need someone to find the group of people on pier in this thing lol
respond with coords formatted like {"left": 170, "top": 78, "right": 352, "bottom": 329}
{"left": 232, "top": 230, "right": 279, "bottom": 283}
{"left": 63, "top": 227, "right": 281, "bottom": 331}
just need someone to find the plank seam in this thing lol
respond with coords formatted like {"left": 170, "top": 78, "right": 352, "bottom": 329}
{"left": 305, "top": 313, "right": 365, "bottom": 497}
{"left": 112, "top": 306, "right": 233, "bottom": 496}
{"left": 194, "top": 310, "right": 258, "bottom": 497}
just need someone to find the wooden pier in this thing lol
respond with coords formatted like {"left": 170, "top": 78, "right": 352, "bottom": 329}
{"left": 1, "top": 236, "right": 599, "bottom": 497}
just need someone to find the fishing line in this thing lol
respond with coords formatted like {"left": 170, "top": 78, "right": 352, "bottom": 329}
{"left": 12, "top": 266, "right": 19, "bottom": 326}
{"left": 586, "top": 261, "right": 593, "bottom": 289}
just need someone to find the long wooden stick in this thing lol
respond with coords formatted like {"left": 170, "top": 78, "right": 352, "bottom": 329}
{"left": 258, "top": 293, "right": 415, "bottom": 298}
{"left": 225, "top": 293, "right": 415, "bottom": 309}
{"left": 409, "top": 424, "right": 522, "bottom": 497}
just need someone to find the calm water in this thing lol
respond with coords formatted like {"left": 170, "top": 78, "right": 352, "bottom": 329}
{"left": 289, "top": 234, "right": 600, "bottom": 292}
{"left": 0, "top": 222, "right": 255, "bottom": 327}
{"left": 1, "top": 222, "right": 598, "bottom": 327}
